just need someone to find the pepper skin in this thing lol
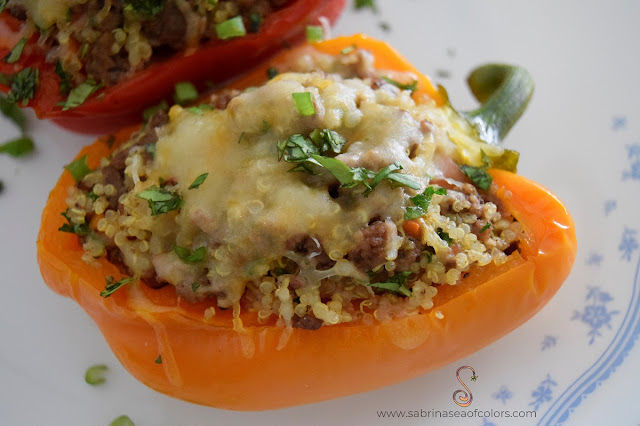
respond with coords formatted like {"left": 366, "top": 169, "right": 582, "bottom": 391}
{"left": 0, "top": 0, "right": 346, "bottom": 134}
{"left": 37, "top": 35, "right": 577, "bottom": 411}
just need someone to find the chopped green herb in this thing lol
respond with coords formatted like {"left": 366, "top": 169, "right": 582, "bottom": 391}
{"left": 404, "top": 186, "right": 447, "bottom": 219}
{"left": 7, "top": 67, "right": 39, "bottom": 106}
{"left": 54, "top": 61, "right": 72, "bottom": 96}
{"left": 369, "top": 271, "right": 412, "bottom": 297}
{"left": 216, "top": 16, "right": 247, "bottom": 40}
{"left": 137, "top": 185, "right": 183, "bottom": 215}
{"left": 437, "top": 229, "right": 452, "bottom": 244}
{"left": 123, "top": 0, "right": 165, "bottom": 15}
{"left": 87, "top": 190, "right": 99, "bottom": 201}
{"left": 191, "top": 282, "right": 200, "bottom": 292}
{"left": 480, "top": 222, "right": 491, "bottom": 232}
{"left": 3, "top": 37, "right": 27, "bottom": 64}
{"left": 173, "top": 245, "right": 206, "bottom": 263}
{"left": 278, "top": 131, "right": 419, "bottom": 194}
{"left": 0, "top": 94, "right": 27, "bottom": 131}
{"left": 0, "top": 136, "right": 33, "bottom": 157}
{"left": 109, "top": 415, "right": 135, "bottom": 426}
{"left": 0, "top": 181, "right": 4, "bottom": 194}
{"left": 381, "top": 76, "right": 418, "bottom": 93}
{"left": 100, "top": 276, "right": 136, "bottom": 297}
{"left": 0, "top": 1, "right": 6, "bottom": 13}
{"left": 173, "top": 81, "right": 198, "bottom": 106}
{"left": 340, "top": 45, "right": 357, "bottom": 55}
{"left": 354, "top": 0, "right": 377, "bottom": 11}
{"left": 58, "top": 209, "right": 90, "bottom": 236}
{"left": 266, "top": 67, "right": 278, "bottom": 79}
{"left": 309, "top": 128, "right": 346, "bottom": 154}
{"left": 62, "top": 80, "right": 102, "bottom": 110}
{"left": 64, "top": 155, "right": 92, "bottom": 182}
{"left": 85, "top": 364, "right": 108, "bottom": 386}
{"left": 145, "top": 143, "right": 156, "bottom": 159}
{"left": 238, "top": 132, "right": 245, "bottom": 144}
{"left": 248, "top": 12, "right": 262, "bottom": 32}
{"left": 188, "top": 173, "right": 208, "bottom": 190}
{"left": 291, "top": 92, "right": 315, "bottom": 116}
{"left": 155, "top": 354, "right": 162, "bottom": 364}
{"left": 460, "top": 164, "right": 492, "bottom": 191}
{"left": 142, "top": 100, "right": 169, "bottom": 121}
{"left": 306, "top": 25, "right": 324, "bottom": 43}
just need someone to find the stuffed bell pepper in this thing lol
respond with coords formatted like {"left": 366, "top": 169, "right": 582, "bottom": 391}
{"left": 37, "top": 34, "right": 577, "bottom": 410}
{"left": 0, "top": 0, "right": 346, "bottom": 133}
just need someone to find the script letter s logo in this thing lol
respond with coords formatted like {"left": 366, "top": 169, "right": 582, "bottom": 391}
{"left": 453, "top": 366, "right": 476, "bottom": 407}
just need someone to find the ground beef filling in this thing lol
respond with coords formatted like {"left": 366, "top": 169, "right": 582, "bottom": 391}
{"left": 9, "top": 0, "right": 291, "bottom": 87}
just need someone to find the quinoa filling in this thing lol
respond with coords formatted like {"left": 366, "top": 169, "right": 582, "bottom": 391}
{"left": 5, "top": 0, "right": 290, "bottom": 87}
{"left": 62, "top": 48, "right": 522, "bottom": 329}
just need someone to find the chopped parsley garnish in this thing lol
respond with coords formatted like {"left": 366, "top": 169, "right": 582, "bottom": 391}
{"left": 100, "top": 276, "right": 136, "bottom": 297}
{"left": 54, "top": 61, "right": 72, "bottom": 96}
{"left": 173, "top": 245, "right": 206, "bottom": 263}
{"left": 3, "top": 37, "right": 27, "bottom": 64}
{"left": 188, "top": 173, "right": 208, "bottom": 189}
{"left": 381, "top": 76, "right": 418, "bottom": 93}
{"left": 248, "top": 12, "right": 262, "bottom": 33}
{"left": 354, "top": 0, "right": 377, "bottom": 11}
{"left": 437, "top": 228, "right": 453, "bottom": 244}
{"left": 155, "top": 354, "right": 162, "bottom": 364}
{"left": 277, "top": 130, "right": 420, "bottom": 193}
{"left": 62, "top": 79, "right": 102, "bottom": 110}
{"left": 266, "top": 67, "right": 279, "bottom": 79}
{"left": 186, "top": 104, "right": 213, "bottom": 115}
{"left": 404, "top": 186, "right": 447, "bottom": 220}
{"left": 0, "top": 136, "right": 34, "bottom": 157}
{"left": 58, "top": 209, "right": 90, "bottom": 236}
{"left": 191, "top": 282, "right": 200, "bottom": 292}
{"left": 340, "top": 45, "right": 357, "bottom": 55}
{"left": 460, "top": 164, "right": 492, "bottom": 191}
{"left": 123, "top": 0, "right": 165, "bottom": 16}
{"left": 137, "top": 185, "right": 183, "bottom": 215}
{"left": 87, "top": 190, "right": 99, "bottom": 201}
{"left": 109, "top": 415, "right": 135, "bottom": 426}
{"left": 459, "top": 149, "right": 493, "bottom": 191}
{"left": 85, "top": 364, "right": 108, "bottom": 386}
{"left": 7, "top": 67, "right": 39, "bottom": 106}
{"left": 216, "top": 16, "right": 247, "bottom": 40}
{"left": 142, "top": 100, "right": 169, "bottom": 121}
{"left": 291, "top": 92, "right": 316, "bottom": 116}
{"left": 64, "top": 155, "right": 92, "bottom": 182}
{"left": 306, "top": 25, "right": 324, "bottom": 42}
{"left": 369, "top": 271, "right": 412, "bottom": 297}
{"left": 0, "top": 94, "right": 26, "bottom": 131}
{"left": 480, "top": 222, "right": 491, "bottom": 232}
{"left": 173, "top": 82, "right": 198, "bottom": 106}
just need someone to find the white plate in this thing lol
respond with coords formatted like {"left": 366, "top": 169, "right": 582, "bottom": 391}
{"left": 2, "top": 2, "right": 639, "bottom": 425}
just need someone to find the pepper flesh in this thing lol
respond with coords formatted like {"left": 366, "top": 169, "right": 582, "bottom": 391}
{"left": 0, "top": 0, "right": 346, "bottom": 134}
{"left": 37, "top": 35, "right": 577, "bottom": 410}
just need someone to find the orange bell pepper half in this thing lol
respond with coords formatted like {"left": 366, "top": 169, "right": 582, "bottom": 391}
{"left": 37, "top": 35, "right": 577, "bottom": 410}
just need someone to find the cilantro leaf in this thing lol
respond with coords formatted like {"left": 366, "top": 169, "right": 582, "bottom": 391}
{"left": 137, "top": 185, "right": 183, "bottom": 215}
{"left": 100, "top": 276, "right": 136, "bottom": 297}
{"left": 3, "top": 37, "right": 27, "bottom": 64}
{"left": 123, "top": 0, "right": 165, "bottom": 15}
{"left": 309, "top": 128, "right": 346, "bottom": 154}
{"left": 0, "top": 94, "right": 26, "bottom": 131}
{"left": 460, "top": 164, "right": 492, "bottom": 191}
{"left": 354, "top": 0, "right": 377, "bottom": 12}
{"left": 54, "top": 61, "right": 72, "bottom": 96}
{"left": 381, "top": 76, "right": 418, "bottom": 93}
{"left": 0, "top": 136, "right": 34, "bottom": 157}
{"left": 404, "top": 186, "right": 447, "bottom": 219}
{"left": 58, "top": 209, "right": 90, "bottom": 236}
{"left": 188, "top": 173, "right": 208, "bottom": 190}
{"left": 173, "top": 245, "right": 206, "bottom": 263}
{"left": 369, "top": 271, "right": 412, "bottom": 297}
{"left": 7, "top": 67, "right": 39, "bottom": 106}
{"left": 62, "top": 79, "right": 102, "bottom": 111}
